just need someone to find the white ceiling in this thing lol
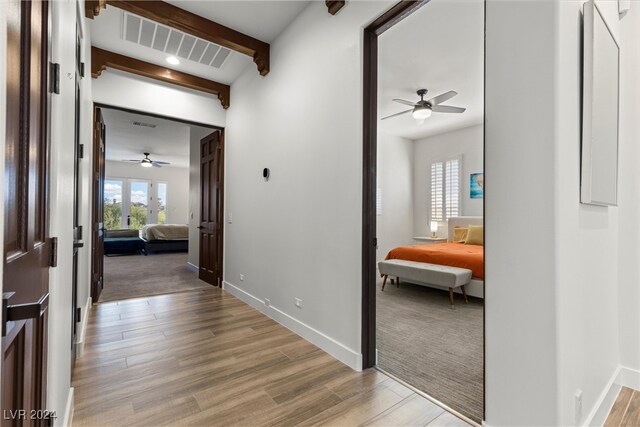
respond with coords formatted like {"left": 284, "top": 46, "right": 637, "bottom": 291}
{"left": 164, "top": 1, "right": 310, "bottom": 43}
{"left": 102, "top": 108, "right": 212, "bottom": 168}
{"left": 89, "top": 1, "right": 310, "bottom": 84}
{"left": 378, "top": 0, "right": 484, "bottom": 141}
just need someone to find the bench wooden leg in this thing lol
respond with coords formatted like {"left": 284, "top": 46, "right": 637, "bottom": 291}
{"left": 449, "top": 287, "right": 454, "bottom": 309}
{"left": 461, "top": 285, "right": 468, "bottom": 304}
{"left": 382, "top": 275, "right": 387, "bottom": 291}
{"left": 396, "top": 277, "right": 400, "bottom": 288}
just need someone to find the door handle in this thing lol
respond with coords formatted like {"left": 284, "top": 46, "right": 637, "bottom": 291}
{"left": 2, "top": 293, "right": 49, "bottom": 337}
{"left": 74, "top": 242, "right": 84, "bottom": 248}
{"left": 197, "top": 226, "right": 205, "bottom": 229}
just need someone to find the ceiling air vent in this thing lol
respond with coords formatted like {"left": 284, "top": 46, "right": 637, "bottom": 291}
{"left": 122, "top": 11, "right": 232, "bottom": 69}
{"left": 132, "top": 121, "right": 157, "bottom": 129}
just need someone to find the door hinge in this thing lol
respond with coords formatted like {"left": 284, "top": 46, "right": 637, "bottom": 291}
{"left": 49, "top": 62, "right": 60, "bottom": 94}
{"left": 49, "top": 237, "right": 58, "bottom": 267}
{"left": 373, "top": 237, "right": 378, "bottom": 248}
{"left": 76, "top": 306, "right": 81, "bottom": 322}
{"left": 80, "top": 62, "right": 85, "bottom": 78}
{"left": 78, "top": 144, "right": 84, "bottom": 159}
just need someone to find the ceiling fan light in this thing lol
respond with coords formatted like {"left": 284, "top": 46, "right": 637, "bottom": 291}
{"left": 141, "top": 159, "right": 153, "bottom": 168}
{"left": 412, "top": 106, "right": 432, "bottom": 120}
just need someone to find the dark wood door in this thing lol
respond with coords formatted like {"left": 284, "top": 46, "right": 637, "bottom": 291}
{"left": 199, "top": 131, "right": 224, "bottom": 286}
{"left": 91, "top": 108, "right": 105, "bottom": 302}
{"left": 2, "top": 0, "right": 52, "bottom": 424}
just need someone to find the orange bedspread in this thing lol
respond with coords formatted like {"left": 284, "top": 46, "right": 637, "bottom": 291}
{"left": 386, "top": 242, "right": 484, "bottom": 280}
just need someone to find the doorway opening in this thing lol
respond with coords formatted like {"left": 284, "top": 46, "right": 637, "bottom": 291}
{"left": 90, "top": 105, "right": 223, "bottom": 303}
{"left": 362, "top": 0, "right": 485, "bottom": 424}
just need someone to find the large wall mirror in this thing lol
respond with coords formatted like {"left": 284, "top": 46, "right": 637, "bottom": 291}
{"left": 581, "top": 0, "right": 620, "bottom": 206}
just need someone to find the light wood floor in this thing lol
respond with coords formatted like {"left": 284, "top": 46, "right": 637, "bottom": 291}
{"left": 605, "top": 387, "right": 640, "bottom": 427}
{"left": 72, "top": 287, "right": 472, "bottom": 426}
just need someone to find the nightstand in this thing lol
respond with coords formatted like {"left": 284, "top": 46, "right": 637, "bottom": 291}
{"left": 413, "top": 237, "right": 448, "bottom": 244}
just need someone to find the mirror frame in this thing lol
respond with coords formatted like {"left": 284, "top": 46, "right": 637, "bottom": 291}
{"left": 580, "top": 0, "right": 620, "bottom": 207}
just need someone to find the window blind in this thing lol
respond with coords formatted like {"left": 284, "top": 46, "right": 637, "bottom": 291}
{"left": 430, "top": 158, "right": 460, "bottom": 222}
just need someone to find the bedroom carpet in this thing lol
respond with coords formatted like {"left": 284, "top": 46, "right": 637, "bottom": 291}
{"left": 376, "top": 279, "right": 484, "bottom": 423}
{"left": 101, "top": 253, "right": 212, "bottom": 302}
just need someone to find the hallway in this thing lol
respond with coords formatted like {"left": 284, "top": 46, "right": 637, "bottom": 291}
{"left": 72, "top": 288, "right": 471, "bottom": 426}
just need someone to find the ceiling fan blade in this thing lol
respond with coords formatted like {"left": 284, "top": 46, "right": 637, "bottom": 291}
{"left": 427, "top": 90, "right": 458, "bottom": 105}
{"left": 381, "top": 108, "right": 413, "bottom": 120}
{"left": 431, "top": 105, "right": 466, "bottom": 113}
{"left": 152, "top": 163, "right": 163, "bottom": 168}
{"left": 392, "top": 99, "right": 417, "bottom": 107}
{"left": 152, "top": 161, "right": 171, "bottom": 165}
{"left": 122, "top": 160, "right": 142, "bottom": 163}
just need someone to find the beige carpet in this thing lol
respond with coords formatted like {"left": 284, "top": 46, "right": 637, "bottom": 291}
{"left": 101, "top": 253, "right": 212, "bottom": 302}
{"left": 376, "top": 279, "right": 484, "bottom": 422}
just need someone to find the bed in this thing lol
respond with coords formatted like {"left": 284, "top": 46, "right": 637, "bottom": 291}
{"left": 141, "top": 224, "right": 189, "bottom": 253}
{"left": 384, "top": 216, "right": 484, "bottom": 298}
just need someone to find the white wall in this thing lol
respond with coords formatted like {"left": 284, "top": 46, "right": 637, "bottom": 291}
{"left": 413, "top": 124, "right": 484, "bottom": 237}
{"left": 105, "top": 161, "right": 190, "bottom": 225}
{"left": 376, "top": 133, "right": 414, "bottom": 262}
{"left": 92, "top": 69, "right": 226, "bottom": 128}
{"left": 48, "top": 1, "right": 85, "bottom": 424}
{"left": 188, "top": 127, "right": 215, "bottom": 268}
{"left": 555, "top": 2, "right": 622, "bottom": 425}
{"left": 485, "top": 0, "right": 559, "bottom": 424}
{"left": 486, "top": 1, "right": 640, "bottom": 425}
{"left": 617, "top": 1, "right": 640, "bottom": 380}
{"left": 224, "top": 0, "right": 393, "bottom": 369}
{"left": 76, "top": 0, "right": 94, "bottom": 359}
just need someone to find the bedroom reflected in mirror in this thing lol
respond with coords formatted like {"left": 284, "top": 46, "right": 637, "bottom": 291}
{"left": 581, "top": 0, "right": 620, "bottom": 206}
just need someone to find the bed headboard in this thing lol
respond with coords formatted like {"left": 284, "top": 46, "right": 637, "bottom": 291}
{"left": 447, "top": 216, "right": 483, "bottom": 241}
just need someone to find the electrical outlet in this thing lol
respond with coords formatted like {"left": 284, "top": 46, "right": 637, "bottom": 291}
{"left": 574, "top": 390, "right": 583, "bottom": 425}
{"left": 228, "top": 213, "right": 233, "bottom": 223}
{"left": 264, "top": 298, "right": 271, "bottom": 307}
{"left": 295, "top": 298, "right": 302, "bottom": 308}
{"left": 240, "top": 274, "right": 244, "bottom": 281}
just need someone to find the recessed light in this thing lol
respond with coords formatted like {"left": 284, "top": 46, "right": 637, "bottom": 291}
{"left": 166, "top": 56, "right": 180, "bottom": 65}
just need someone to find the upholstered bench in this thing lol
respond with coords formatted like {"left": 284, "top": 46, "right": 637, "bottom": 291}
{"left": 104, "top": 229, "right": 145, "bottom": 256}
{"left": 378, "top": 259, "right": 472, "bottom": 308}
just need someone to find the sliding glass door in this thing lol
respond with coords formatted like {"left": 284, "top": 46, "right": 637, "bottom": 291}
{"left": 104, "top": 179, "right": 124, "bottom": 230}
{"left": 129, "top": 180, "right": 149, "bottom": 229}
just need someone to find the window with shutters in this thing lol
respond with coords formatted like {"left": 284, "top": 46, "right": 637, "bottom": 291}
{"left": 430, "top": 157, "right": 461, "bottom": 222}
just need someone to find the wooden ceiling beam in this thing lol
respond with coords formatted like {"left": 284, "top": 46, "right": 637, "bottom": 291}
{"left": 85, "top": 0, "right": 106, "bottom": 19}
{"left": 91, "top": 47, "right": 231, "bottom": 109}
{"left": 325, "top": 1, "right": 346, "bottom": 15}
{"left": 86, "top": 0, "right": 270, "bottom": 76}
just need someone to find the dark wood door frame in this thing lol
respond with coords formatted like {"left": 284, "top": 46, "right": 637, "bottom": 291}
{"left": 361, "top": 0, "right": 430, "bottom": 370}
{"left": 89, "top": 104, "right": 222, "bottom": 303}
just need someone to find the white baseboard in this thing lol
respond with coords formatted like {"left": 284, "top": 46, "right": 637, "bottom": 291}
{"left": 585, "top": 365, "right": 640, "bottom": 426}
{"left": 222, "top": 281, "right": 362, "bottom": 371}
{"left": 59, "top": 387, "right": 74, "bottom": 427}
{"left": 619, "top": 366, "right": 640, "bottom": 390}
{"left": 75, "top": 297, "right": 92, "bottom": 357}
{"left": 585, "top": 366, "right": 622, "bottom": 426}
{"left": 186, "top": 262, "right": 198, "bottom": 272}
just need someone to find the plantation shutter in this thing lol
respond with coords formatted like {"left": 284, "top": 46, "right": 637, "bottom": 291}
{"left": 431, "top": 161, "right": 444, "bottom": 221}
{"left": 430, "top": 157, "right": 461, "bottom": 222}
{"left": 445, "top": 158, "right": 460, "bottom": 219}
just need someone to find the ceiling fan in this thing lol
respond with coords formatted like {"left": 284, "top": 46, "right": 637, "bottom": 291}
{"left": 122, "top": 152, "right": 170, "bottom": 168}
{"left": 382, "top": 89, "right": 466, "bottom": 122}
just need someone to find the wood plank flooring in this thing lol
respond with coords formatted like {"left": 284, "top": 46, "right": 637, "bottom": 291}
{"left": 605, "top": 387, "right": 640, "bottom": 427}
{"left": 72, "top": 288, "right": 472, "bottom": 426}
